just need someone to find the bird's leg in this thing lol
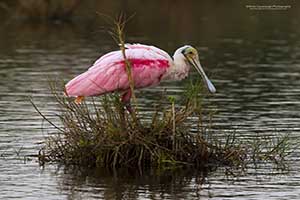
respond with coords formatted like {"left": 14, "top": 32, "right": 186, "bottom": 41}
{"left": 125, "top": 102, "right": 133, "bottom": 114}
{"left": 121, "top": 90, "right": 133, "bottom": 113}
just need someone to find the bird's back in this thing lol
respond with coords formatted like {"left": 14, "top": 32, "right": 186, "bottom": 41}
{"left": 65, "top": 44, "right": 172, "bottom": 97}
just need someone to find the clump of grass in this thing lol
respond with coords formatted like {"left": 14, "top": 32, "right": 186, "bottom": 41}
{"left": 32, "top": 81, "right": 242, "bottom": 168}
{"left": 31, "top": 81, "right": 292, "bottom": 170}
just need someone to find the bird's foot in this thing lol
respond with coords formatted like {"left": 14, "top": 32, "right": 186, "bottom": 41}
{"left": 75, "top": 96, "right": 84, "bottom": 104}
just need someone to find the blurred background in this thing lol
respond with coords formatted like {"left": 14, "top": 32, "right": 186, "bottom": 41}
{"left": 0, "top": 0, "right": 299, "bottom": 45}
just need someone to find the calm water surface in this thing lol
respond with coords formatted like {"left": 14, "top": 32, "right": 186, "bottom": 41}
{"left": 1, "top": 3, "right": 300, "bottom": 199}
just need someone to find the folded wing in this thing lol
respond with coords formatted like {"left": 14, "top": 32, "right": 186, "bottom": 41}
{"left": 65, "top": 44, "right": 171, "bottom": 97}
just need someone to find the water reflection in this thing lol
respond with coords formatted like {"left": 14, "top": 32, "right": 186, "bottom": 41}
{"left": 57, "top": 167, "right": 208, "bottom": 200}
{"left": 48, "top": 164, "right": 297, "bottom": 200}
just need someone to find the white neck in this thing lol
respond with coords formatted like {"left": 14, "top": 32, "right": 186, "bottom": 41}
{"left": 162, "top": 46, "right": 191, "bottom": 81}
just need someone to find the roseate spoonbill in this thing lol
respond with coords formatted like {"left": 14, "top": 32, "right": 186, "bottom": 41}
{"left": 65, "top": 44, "right": 216, "bottom": 110}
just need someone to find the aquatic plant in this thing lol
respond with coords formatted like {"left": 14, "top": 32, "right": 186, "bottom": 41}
{"left": 31, "top": 80, "right": 292, "bottom": 170}
{"left": 32, "top": 81, "right": 237, "bottom": 168}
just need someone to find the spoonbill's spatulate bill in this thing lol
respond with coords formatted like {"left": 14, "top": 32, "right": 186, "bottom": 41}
{"left": 65, "top": 44, "right": 216, "bottom": 104}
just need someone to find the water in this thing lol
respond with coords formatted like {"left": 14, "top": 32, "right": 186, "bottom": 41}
{"left": 1, "top": 2, "right": 300, "bottom": 199}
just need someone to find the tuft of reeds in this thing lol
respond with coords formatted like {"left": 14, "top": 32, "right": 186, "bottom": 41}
{"left": 33, "top": 81, "right": 242, "bottom": 168}
{"left": 31, "top": 80, "right": 292, "bottom": 170}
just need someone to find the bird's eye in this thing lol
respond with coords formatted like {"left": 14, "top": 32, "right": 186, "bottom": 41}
{"left": 188, "top": 52, "right": 193, "bottom": 55}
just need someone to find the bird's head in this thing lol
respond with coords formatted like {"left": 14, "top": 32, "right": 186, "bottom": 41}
{"left": 181, "top": 46, "right": 216, "bottom": 93}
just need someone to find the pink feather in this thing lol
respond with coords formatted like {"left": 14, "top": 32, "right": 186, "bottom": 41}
{"left": 65, "top": 44, "right": 171, "bottom": 98}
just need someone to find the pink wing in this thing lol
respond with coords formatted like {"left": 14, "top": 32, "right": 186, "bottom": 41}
{"left": 124, "top": 43, "right": 171, "bottom": 61}
{"left": 65, "top": 44, "right": 171, "bottom": 97}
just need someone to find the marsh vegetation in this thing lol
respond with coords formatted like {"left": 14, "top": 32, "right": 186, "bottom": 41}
{"left": 31, "top": 80, "right": 291, "bottom": 170}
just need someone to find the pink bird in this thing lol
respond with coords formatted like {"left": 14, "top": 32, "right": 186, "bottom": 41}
{"left": 65, "top": 44, "right": 216, "bottom": 110}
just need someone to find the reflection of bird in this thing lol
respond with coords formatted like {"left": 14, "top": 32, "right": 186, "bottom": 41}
{"left": 65, "top": 44, "right": 216, "bottom": 110}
